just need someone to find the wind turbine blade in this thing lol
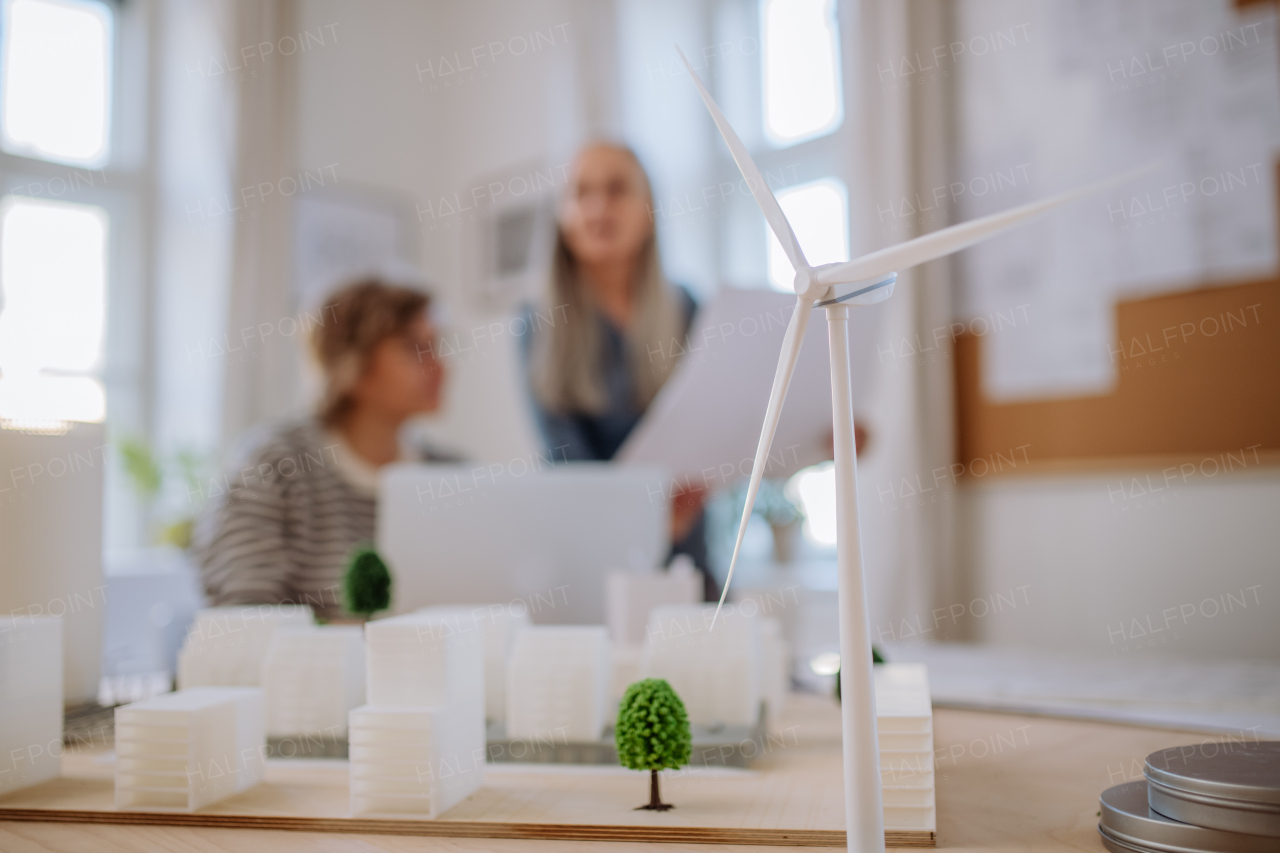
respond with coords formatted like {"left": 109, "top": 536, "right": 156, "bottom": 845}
{"left": 815, "top": 164, "right": 1158, "bottom": 286}
{"left": 712, "top": 294, "right": 815, "bottom": 629}
{"left": 676, "top": 45, "right": 810, "bottom": 273}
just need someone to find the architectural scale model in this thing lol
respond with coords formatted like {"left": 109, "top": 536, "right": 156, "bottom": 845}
{"left": 676, "top": 45, "right": 1142, "bottom": 853}
{"left": 261, "top": 625, "right": 365, "bottom": 739}
{"left": 873, "top": 664, "right": 936, "bottom": 834}
{"left": 114, "top": 686, "right": 265, "bottom": 811}
{"left": 350, "top": 613, "right": 485, "bottom": 818}
{"left": 641, "top": 604, "right": 762, "bottom": 728}
{"left": 0, "top": 615, "right": 62, "bottom": 796}
{"left": 506, "top": 625, "right": 612, "bottom": 742}
{"left": 605, "top": 556, "right": 701, "bottom": 645}
{"left": 177, "top": 604, "right": 313, "bottom": 689}
{"left": 415, "top": 604, "right": 530, "bottom": 723}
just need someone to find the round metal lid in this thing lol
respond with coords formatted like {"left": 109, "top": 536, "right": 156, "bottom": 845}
{"left": 1146, "top": 742, "right": 1280, "bottom": 806}
{"left": 1099, "top": 780, "right": 1280, "bottom": 853}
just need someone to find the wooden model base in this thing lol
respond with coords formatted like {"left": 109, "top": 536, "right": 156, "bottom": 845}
{"left": 2, "top": 700, "right": 1228, "bottom": 851}
{"left": 0, "top": 694, "right": 930, "bottom": 848}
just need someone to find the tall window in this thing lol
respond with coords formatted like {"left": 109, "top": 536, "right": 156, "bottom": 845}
{"left": 0, "top": 197, "right": 107, "bottom": 425}
{"left": 0, "top": 0, "right": 114, "bottom": 429}
{"left": 761, "top": 0, "right": 842, "bottom": 147}
{"left": 1, "top": 0, "right": 112, "bottom": 166}
{"left": 766, "top": 178, "right": 849, "bottom": 291}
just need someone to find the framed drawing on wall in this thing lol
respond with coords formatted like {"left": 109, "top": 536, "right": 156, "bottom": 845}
{"left": 293, "top": 187, "right": 421, "bottom": 311}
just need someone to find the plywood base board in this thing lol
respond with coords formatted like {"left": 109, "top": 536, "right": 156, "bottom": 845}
{"left": 0, "top": 806, "right": 933, "bottom": 847}
{"left": 0, "top": 694, "right": 934, "bottom": 848}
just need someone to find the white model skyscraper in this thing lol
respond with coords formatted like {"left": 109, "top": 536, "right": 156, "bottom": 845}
{"left": 505, "top": 625, "right": 612, "bottom": 743}
{"left": 114, "top": 686, "right": 265, "bottom": 811}
{"left": 178, "top": 605, "right": 313, "bottom": 689}
{"left": 350, "top": 613, "right": 485, "bottom": 818}
{"left": 261, "top": 625, "right": 365, "bottom": 738}
{"left": 415, "top": 604, "right": 529, "bottom": 723}
{"left": 641, "top": 604, "right": 762, "bottom": 727}
{"left": 0, "top": 615, "right": 62, "bottom": 796}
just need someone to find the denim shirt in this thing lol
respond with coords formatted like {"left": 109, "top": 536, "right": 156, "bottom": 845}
{"left": 521, "top": 286, "right": 715, "bottom": 598}
{"left": 525, "top": 285, "right": 697, "bottom": 463}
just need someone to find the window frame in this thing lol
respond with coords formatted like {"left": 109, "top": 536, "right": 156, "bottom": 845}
{"left": 0, "top": 0, "right": 155, "bottom": 560}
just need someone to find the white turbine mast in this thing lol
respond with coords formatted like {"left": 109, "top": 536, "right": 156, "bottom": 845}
{"left": 675, "top": 45, "right": 1148, "bottom": 853}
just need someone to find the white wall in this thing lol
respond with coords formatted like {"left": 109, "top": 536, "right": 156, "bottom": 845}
{"left": 953, "top": 467, "right": 1279, "bottom": 662}
{"left": 290, "top": 0, "right": 620, "bottom": 462}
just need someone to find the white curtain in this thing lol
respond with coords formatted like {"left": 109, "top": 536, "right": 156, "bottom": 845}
{"left": 218, "top": 0, "right": 302, "bottom": 446}
{"left": 847, "top": 0, "right": 960, "bottom": 640}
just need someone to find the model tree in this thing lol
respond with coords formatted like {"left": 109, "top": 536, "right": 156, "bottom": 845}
{"left": 343, "top": 545, "right": 392, "bottom": 619}
{"left": 615, "top": 678, "right": 691, "bottom": 811}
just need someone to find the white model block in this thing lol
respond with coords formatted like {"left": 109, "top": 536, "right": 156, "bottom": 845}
{"left": 364, "top": 614, "right": 485, "bottom": 715}
{"left": 177, "top": 605, "right": 313, "bottom": 689}
{"left": 506, "top": 626, "right": 611, "bottom": 742}
{"left": 641, "top": 605, "right": 761, "bottom": 727}
{"left": 758, "top": 617, "right": 790, "bottom": 729}
{"left": 611, "top": 644, "right": 642, "bottom": 703}
{"left": 605, "top": 560, "right": 701, "bottom": 645}
{"left": 351, "top": 613, "right": 485, "bottom": 818}
{"left": 114, "top": 687, "right": 265, "bottom": 811}
{"left": 874, "top": 663, "right": 936, "bottom": 832}
{"left": 349, "top": 705, "right": 485, "bottom": 818}
{"left": 0, "top": 616, "right": 62, "bottom": 795}
{"left": 262, "top": 626, "right": 364, "bottom": 738}
{"left": 415, "top": 604, "right": 530, "bottom": 722}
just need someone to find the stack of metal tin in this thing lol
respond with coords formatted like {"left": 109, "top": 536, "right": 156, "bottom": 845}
{"left": 1099, "top": 741, "right": 1280, "bottom": 852}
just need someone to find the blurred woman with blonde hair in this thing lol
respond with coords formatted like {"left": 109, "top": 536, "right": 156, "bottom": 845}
{"left": 526, "top": 142, "right": 714, "bottom": 597}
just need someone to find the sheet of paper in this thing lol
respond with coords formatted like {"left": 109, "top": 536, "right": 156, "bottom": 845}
{"left": 616, "top": 287, "right": 884, "bottom": 483}
{"left": 293, "top": 191, "right": 413, "bottom": 311}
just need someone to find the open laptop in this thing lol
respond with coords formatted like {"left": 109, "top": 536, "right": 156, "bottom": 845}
{"left": 377, "top": 463, "right": 669, "bottom": 624}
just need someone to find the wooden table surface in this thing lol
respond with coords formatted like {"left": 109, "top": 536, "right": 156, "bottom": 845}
{"left": 0, "top": 705, "right": 1203, "bottom": 852}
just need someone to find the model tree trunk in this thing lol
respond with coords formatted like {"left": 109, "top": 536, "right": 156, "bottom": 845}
{"left": 639, "top": 768, "right": 673, "bottom": 811}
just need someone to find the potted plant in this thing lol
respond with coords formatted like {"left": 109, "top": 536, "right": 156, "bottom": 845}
{"left": 755, "top": 479, "right": 805, "bottom": 564}
{"left": 615, "top": 678, "right": 691, "bottom": 811}
{"left": 118, "top": 435, "right": 210, "bottom": 549}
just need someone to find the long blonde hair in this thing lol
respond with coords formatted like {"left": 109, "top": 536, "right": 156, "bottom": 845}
{"left": 530, "top": 146, "right": 686, "bottom": 416}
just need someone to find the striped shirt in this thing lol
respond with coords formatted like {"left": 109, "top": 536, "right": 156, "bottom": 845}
{"left": 192, "top": 418, "right": 447, "bottom": 620}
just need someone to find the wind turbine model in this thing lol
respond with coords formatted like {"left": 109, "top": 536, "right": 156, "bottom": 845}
{"left": 676, "top": 47, "right": 1146, "bottom": 853}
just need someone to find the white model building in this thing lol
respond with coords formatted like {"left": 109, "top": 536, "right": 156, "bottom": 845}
{"left": 874, "top": 663, "right": 936, "bottom": 833}
{"left": 506, "top": 625, "right": 611, "bottom": 743}
{"left": 0, "top": 616, "right": 62, "bottom": 796}
{"left": 604, "top": 556, "right": 702, "bottom": 645}
{"left": 261, "top": 625, "right": 364, "bottom": 738}
{"left": 758, "top": 617, "right": 790, "bottom": 729}
{"left": 350, "top": 613, "right": 485, "bottom": 818}
{"left": 641, "top": 604, "right": 762, "bottom": 727}
{"left": 114, "top": 686, "right": 265, "bottom": 811}
{"left": 177, "top": 605, "right": 313, "bottom": 689}
{"left": 610, "top": 644, "right": 642, "bottom": 704}
{"left": 415, "top": 604, "right": 530, "bottom": 723}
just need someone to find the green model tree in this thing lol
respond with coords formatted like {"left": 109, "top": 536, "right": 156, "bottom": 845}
{"left": 343, "top": 545, "right": 392, "bottom": 619}
{"left": 615, "top": 678, "right": 692, "bottom": 811}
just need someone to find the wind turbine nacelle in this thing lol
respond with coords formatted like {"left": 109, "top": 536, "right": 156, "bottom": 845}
{"left": 815, "top": 271, "right": 897, "bottom": 307}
